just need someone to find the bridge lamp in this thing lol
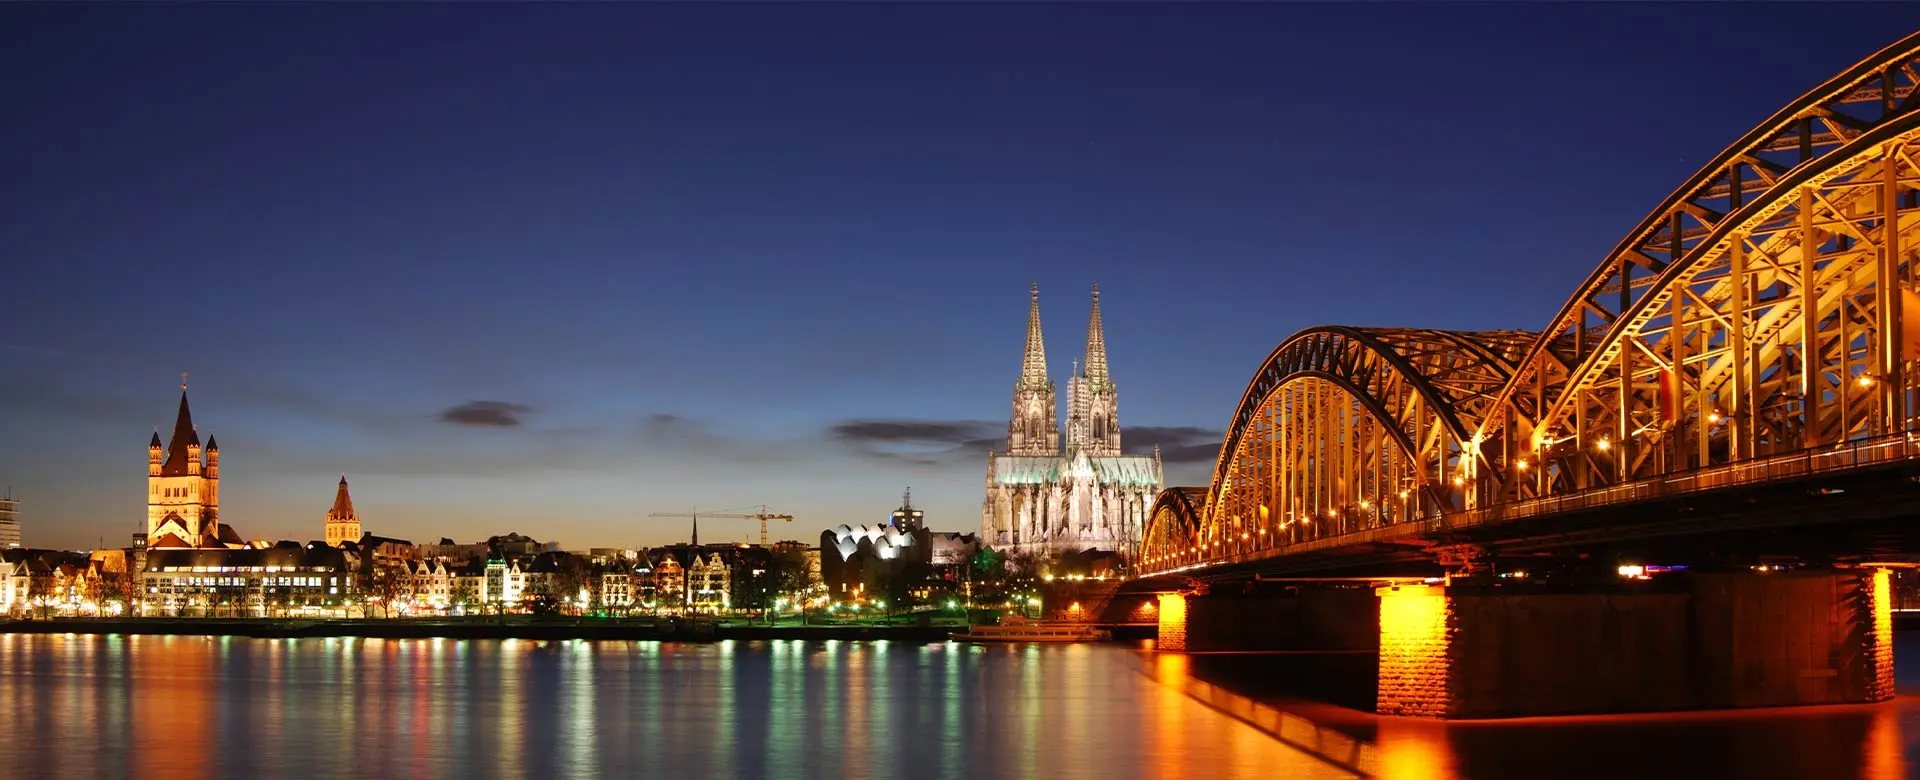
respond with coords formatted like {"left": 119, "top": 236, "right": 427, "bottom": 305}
{"left": 1708, "top": 411, "right": 1723, "bottom": 424}
{"left": 1514, "top": 459, "right": 1529, "bottom": 472}
{"left": 1858, "top": 374, "right": 1877, "bottom": 388}
{"left": 1596, "top": 438, "right": 1612, "bottom": 452}
{"left": 1451, "top": 475, "right": 1466, "bottom": 487}
{"left": 1359, "top": 500, "right": 1371, "bottom": 510}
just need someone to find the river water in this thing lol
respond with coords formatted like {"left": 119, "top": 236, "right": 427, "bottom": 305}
{"left": 0, "top": 633, "right": 1913, "bottom": 779}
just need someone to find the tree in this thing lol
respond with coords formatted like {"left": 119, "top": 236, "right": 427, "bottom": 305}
{"left": 551, "top": 557, "right": 589, "bottom": 615}
{"left": 451, "top": 578, "right": 480, "bottom": 616}
{"left": 27, "top": 573, "right": 54, "bottom": 620}
{"left": 370, "top": 565, "right": 409, "bottom": 618}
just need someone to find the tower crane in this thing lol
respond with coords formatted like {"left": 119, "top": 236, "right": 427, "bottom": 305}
{"left": 648, "top": 505, "right": 794, "bottom": 547}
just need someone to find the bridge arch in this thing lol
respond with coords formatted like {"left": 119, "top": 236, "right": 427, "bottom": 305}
{"left": 1474, "top": 31, "right": 1920, "bottom": 500}
{"left": 1139, "top": 328, "right": 1527, "bottom": 575}
{"left": 1130, "top": 33, "right": 1920, "bottom": 580}
{"left": 1136, "top": 487, "right": 1207, "bottom": 570}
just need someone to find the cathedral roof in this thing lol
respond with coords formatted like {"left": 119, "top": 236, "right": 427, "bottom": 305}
{"left": 328, "top": 475, "right": 356, "bottom": 521}
{"left": 159, "top": 391, "right": 200, "bottom": 477}
{"left": 988, "top": 453, "right": 1161, "bottom": 487}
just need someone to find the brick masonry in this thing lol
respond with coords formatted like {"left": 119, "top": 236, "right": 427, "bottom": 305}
{"left": 1156, "top": 593, "right": 1187, "bottom": 652}
{"left": 1375, "top": 571, "right": 1894, "bottom": 719}
{"left": 1375, "top": 585, "right": 1452, "bottom": 718}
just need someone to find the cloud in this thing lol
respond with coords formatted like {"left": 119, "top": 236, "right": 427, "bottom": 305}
{"left": 830, "top": 418, "right": 1002, "bottom": 466}
{"left": 436, "top": 401, "right": 533, "bottom": 428}
{"left": 1124, "top": 425, "right": 1223, "bottom": 465}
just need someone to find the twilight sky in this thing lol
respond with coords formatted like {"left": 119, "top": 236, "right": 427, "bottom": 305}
{"left": 4, "top": 4, "right": 1917, "bottom": 551}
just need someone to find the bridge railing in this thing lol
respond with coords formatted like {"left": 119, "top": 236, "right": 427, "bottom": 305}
{"left": 1446, "top": 432, "right": 1920, "bottom": 532}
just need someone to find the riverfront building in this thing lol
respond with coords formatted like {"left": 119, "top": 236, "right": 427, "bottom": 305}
{"left": 324, "top": 476, "right": 362, "bottom": 546}
{"left": 982, "top": 286, "right": 1163, "bottom": 559}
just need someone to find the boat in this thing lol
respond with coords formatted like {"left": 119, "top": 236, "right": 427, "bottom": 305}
{"left": 951, "top": 616, "right": 1111, "bottom": 643}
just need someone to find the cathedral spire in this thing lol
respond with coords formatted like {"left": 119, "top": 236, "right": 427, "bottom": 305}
{"left": 159, "top": 387, "right": 199, "bottom": 477}
{"left": 1007, "top": 284, "right": 1061, "bottom": 456}
{"left": 328, "top": 475, "right": 356, "bottom": 521}
{"left": 1084, "top": 284, "right": 1109, "bottom": 385}
{"left": 1020, "top": 283, "right": 1049, "bottom": 389}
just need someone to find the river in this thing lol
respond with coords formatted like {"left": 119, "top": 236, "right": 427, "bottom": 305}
{"left": 0, "top": 633, "right": 1913, "bottom": 779}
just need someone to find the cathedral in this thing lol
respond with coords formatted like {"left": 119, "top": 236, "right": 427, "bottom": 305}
{"left": 146, "top": 383, "right": 244, "bottom": 549}
{"left": 981, "top": 285, "right": 1163, "bottom": 559}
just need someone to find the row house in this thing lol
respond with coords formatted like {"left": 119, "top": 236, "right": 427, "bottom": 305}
{"left": 401, "top": 559, "right": 453, "bottom": 611}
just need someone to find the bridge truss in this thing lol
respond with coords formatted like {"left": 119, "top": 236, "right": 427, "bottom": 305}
{"left": 1139, "top": 31, "right": 1920, "bottom": 576}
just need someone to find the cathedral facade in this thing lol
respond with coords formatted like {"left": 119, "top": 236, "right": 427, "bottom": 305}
{"left": 146, "top": 385, "right": 234, "bottom": 549}
{"left": 981, "top": 286, "right": 1163, "bottom": 559}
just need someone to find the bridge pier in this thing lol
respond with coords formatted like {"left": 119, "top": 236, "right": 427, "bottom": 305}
{"left": 1376, "top": 569, "right": 1896, "bottom": 719}
{"left": 1152, "top": 588, "right": 1377, "bottom": 653}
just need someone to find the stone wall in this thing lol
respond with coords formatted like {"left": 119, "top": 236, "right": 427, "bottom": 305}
{"left": 1374, "top": 571, "right": 1896, "bottom": 719}
{"left": 1156, "top": 593, "right": 1187, "bottom": 652}
{"left": 1175, "top": 588, "right": 1379, "bottom": 652}
{"left": 1375, "top": 585, "right": 1451, "bottom": 718}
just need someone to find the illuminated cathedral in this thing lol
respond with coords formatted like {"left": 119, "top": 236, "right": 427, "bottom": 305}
{"left": 981, "top": 286, "right": 1163, "bottom": 558}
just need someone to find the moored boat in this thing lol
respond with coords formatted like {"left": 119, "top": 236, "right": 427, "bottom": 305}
{"left": 951, "top": 617, "right": 1111, "bottom": 643}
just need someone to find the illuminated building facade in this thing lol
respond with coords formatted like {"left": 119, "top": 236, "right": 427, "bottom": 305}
{"left": 0, "top": 492, "right": 19, "bottom": 549}
{"left": 146, "top": 384, "right": 231, "bottom": 549}
{"left": 142, "top": 544, "right": 357, "bottom": 617}
{"left": 983, "top": 286, "right": 1163, "bottom": 558}
{"left": 324, "top": 476, "right": 361, "bottom": 546}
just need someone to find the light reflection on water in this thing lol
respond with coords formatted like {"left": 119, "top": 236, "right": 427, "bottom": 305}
{"left": 0, "top": 634, "right": 1351, "bottom": 780}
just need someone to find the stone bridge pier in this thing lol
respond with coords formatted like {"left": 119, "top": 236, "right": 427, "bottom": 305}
{"left": 1151, "top": 570, "right": 1896, "bottom": 719}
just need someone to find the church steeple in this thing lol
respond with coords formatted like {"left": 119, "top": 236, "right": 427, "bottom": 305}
{"left": 159, "top": 384, "right": 201, "bottom": 477}
{"left": 1068, "top": 285, "right": 1122, "bottom": 457}
{"left": 1084, "top": 284, "right": 1110, "bottom": 386}
{"left": 1007, "top": 284, "right": 1060, "bottom": 456}
{"left": 1019, "top": 283, "right": 1049, "bottom": 390}
{"left": 324, "top": 474, "right": 362, "bottom": 546}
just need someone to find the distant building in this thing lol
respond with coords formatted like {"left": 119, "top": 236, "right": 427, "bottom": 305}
{"left": 821, "top": 521, "right": 927, "bottom": 600}
{"left": 324, "top": 475, "right": 362, "bottom": 546}
{"left": 891, "top": 489, "right": 925, "bottom": 533}
{"left": 982, "top": 286, "right": 1162, "bottom": 558}
{"left": 0, "top": 492, "right": 18, "bottom": 549}
{"left": 146, "top": 384, "right": 235, "bottom": 549}
{"left": 142, "top": 543, "right": 357, "bottom": 617}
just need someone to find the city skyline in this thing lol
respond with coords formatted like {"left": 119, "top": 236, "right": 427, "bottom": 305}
{"left": 6, "top": 4, "right": 1919, "bottom": 550}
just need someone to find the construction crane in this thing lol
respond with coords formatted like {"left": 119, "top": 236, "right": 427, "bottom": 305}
{"left": 648, "top": 505, "right": 794, "bottom": 547}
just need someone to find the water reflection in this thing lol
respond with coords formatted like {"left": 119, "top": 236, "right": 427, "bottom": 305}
{"left": 1175, "top": 643, "right": 1920, "bottom": 780}
{"left": 0, "top": 635, "right": 1356, "bottom": 780}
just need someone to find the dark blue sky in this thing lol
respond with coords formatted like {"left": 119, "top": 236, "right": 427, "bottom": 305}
{"left": 4, "top": 3, "right": 1916, "bottom": 550}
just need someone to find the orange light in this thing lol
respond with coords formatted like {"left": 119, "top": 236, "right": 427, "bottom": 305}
{"left": 1596, "top": 438, "right": 1612, "bottom": 452}
{"left": 1514, "top": 459, "right": 1528, "bottom": 471}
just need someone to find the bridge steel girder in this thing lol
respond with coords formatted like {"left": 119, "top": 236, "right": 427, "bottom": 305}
{"left": 1140, "top": 32, "right": 1920, "bottom": 578}
{"left": 1137, "top": 327, "right": 1524, "bottom": 576}
{"left": 1477, "top": 31, "right": 1920, "bottom": 502}
{"left": 1136, "top": 486, "right": 1206, "bottom": 569}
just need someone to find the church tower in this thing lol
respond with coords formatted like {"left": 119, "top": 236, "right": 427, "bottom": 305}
{"left": 1007, "top": 284, "right": 1060, "bottom": 456}
{"left": 1067, "top": 285, "right": 1122, "bottom": 456}
{"left": 325, "top": 475, "right": 361, "bottom": 547}
{"left": 146, "top": 380, "right": 220, "bottom": 548}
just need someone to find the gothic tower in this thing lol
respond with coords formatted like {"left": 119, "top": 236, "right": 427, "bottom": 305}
{"left": 146, "top": 381, "right": 220, "bottom": 548}
{"left": 325, "top": 475, "right": 361, "bottom": 546}
{"left": 1067, "top": 285, "right": 1122, "bottom": 456}
{"left": 1007, "top": 284, "right": 1060, "bottom": 456}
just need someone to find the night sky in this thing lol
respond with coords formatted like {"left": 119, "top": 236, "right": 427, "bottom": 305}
{"left": 5, "top": 4, "right": 1917, "bottom": 551}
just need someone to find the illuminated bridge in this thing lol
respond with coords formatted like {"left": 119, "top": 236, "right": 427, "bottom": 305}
{"left": 1136, "top": 31, "right": 1920, "bottom": 583}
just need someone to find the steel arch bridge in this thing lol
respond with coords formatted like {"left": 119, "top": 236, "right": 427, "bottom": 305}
{"left": 1137, "top": 31, "right": 1920, "bottom": 577}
